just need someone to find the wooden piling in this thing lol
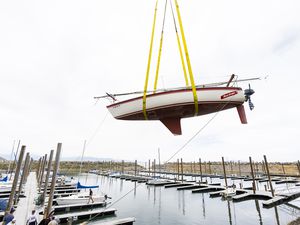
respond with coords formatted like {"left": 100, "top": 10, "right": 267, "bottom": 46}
{"left": 263, "top": 155, "right": 274, "bottom": 197}
{"left": 134, "top": 160, "right": 137, "bottom": 176}
{"left": 281, "top": 163, "right": 286, "bottom": 175}
{"left": 15, "top": 152, "right": 30, "bottom": 204}
{"left": 42, "top": 150, "right": 54, "bottom": 208}
{"left": 193, "top": 161, "right": 196, "bottom": 175}
{"left": 39, "top": 154, "right": 48, "bottom": 192}
{"left": 249, "top": 157, "right": 256, "bottom": 194}
{"left": 122, "top": 160, "right": 124, "bottom": 174}
{"left": 238, "top": 161, "right": 241, "bottom": 177}
{"left": 36, "top": 157, "right": 42, "bottom": 180}
{"left": 180, "top": 158, "right": 183, "bottom": 182}
{"left": 221, "top": 157, "right": 228, "bottom": 187}
{"left": 199, "top": 158, "right": 203, "bottom": 182}
{"left": 148, "top": 159, "right": 151, "bottom": 176}
{"left": 153, "top": 159, "right": 156, "bottom": 178}
{"left": 46, "top": 143, "right": 62, "bottom": 217}
{"left": 208, "top": 161, "right": 212, "bottom": 175}
{"left": 177, "top": 159, "right": 180, "bottom": 180}
{"left": 6, "top": 145, "right": 25, "bottom": 212}
{"left": 230, "top": 161, "right": 233, "bottom": 175}
{"left": 297, "top": 160, "right": 300, "bottom": 175}
{"left": 261, "top": 160, "right": 266, "bottom": 174}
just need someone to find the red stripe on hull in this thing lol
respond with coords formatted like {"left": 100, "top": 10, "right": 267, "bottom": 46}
{"left": 115, "top": 101, "right": 242, "bottom": 120}
{"left": 107, "top": 87, "right": 243, "bottom": 109}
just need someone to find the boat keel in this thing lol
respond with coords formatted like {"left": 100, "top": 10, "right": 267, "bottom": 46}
{"left": 160, "top": 118, "right": 182, "bottom": 135}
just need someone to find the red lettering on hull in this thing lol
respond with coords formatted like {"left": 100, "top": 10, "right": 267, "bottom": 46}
{"left": 221, "top": 91, "right": 238, "bottom": 99}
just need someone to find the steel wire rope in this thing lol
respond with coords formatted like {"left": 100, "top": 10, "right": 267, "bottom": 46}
{"left": 83, "top": 99, "right": 237, "bottom": 224}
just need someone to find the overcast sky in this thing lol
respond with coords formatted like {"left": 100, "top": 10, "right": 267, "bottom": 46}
{"left": 1, "top": 0, "right": 299, "bottom": 163}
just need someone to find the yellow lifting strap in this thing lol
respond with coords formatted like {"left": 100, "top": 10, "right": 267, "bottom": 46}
{"left": 170, "top": 0, "right": 189, "bottom": 87}
{"left": 174, "top": 0, "right": 199, "bottom": 116}
{"left": 143, "top": 0, "right": 159, "bottom": 120}
{"left": 154, "top": 0, "right": 168, "bottom": 92}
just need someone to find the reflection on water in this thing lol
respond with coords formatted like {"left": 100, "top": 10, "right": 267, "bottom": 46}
{"left": 255, "top": 199, "right": 263, "bottom": 225}
{"left": 74, "top": 174, "right": 297, "bottom": 225}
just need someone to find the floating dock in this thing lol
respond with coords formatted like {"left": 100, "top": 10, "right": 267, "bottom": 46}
{"left": 95, "top": 217, "right": 136, "bottom": 225}
{"left": 55, "top": 208, "right": 117, "bottom": 223}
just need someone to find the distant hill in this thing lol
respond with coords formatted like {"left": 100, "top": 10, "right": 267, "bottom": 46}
{"left": 61, "top": 156, "right": 114, "bottom": 162}
{"left": 0, "top": 156, "right": 6, "bottom": 162}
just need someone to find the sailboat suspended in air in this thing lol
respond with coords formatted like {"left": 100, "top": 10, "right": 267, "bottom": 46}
{"left": 95, "top": 0, "right": 256, "bottom": 135}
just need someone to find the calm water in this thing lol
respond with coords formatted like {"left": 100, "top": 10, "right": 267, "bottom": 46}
{"left": 72, "top": 173, "right": 299, "bottom": 225}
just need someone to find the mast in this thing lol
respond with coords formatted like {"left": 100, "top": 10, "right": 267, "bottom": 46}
{"left": 79, "top": 140, "right": 87, "bottom": 175}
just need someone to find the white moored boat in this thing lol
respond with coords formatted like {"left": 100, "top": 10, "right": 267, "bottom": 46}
{"left": 55, "top": 193, "right": 107, "bottom": 205}
{"left": 221, "top": 187, "right": 236, "bottom": 198}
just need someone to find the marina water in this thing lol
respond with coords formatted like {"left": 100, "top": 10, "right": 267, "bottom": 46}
{"left": 71, "top": 173, "right": 300, "bottom": 225}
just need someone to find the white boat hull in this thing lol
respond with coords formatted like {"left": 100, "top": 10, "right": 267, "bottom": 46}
{"left": 55, "top": 194, "right": 106, "bottom": 205}
{"left": 107, "top": 87, "right": 247, "bottom": 135}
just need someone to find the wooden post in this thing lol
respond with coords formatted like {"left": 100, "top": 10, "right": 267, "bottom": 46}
{"left": 249, "top": 157, "right": 256, "bottom": 194}
{"left": 122, "top": 160, "right": 124, "bottom": 174}
{"left": 238, "top": 161, "right": 241, "bottom": 177}
{"left": 148, "top": 159, "right": 151, "bottom": 176}
{"left": 6, "top": 146, "right": 25, "bottom": 211}
{"left": 193, "top": 161, "right": 196, "bottom": 175}
{"left": 42, "top": 150, "right": 54, "bottom": 208}
{"left": 262, "top": 160, "right": 266, "bottom": 175}
{"left": 134, "top": 160, "right": 137, "bottom": 176}
{"left": 281, "top": 163, "right": 286, "bottom": 175}
{"left": 46, "top": 143, "right": 62, "bottom": 217}
{"left": 177, "top": 159, "right": 180, "bottom": 180}
{"left": 297, "top": 160, "right": 300, "bottom": 175}
{"left": 180, "top": 158, "right": 183, "bottom": 182}
{"left": 199, "top": 158, "right": 203, "bottom": 182}
{"left": 15, "top": 152, "right": 30, "bottom": 204}
{"left": 230, "top": 161, "right": 233, "bottom": 175}
{"left": 36, "top": 157, "right": 42, "bottom": 180}
{"left": 221, "top": 157, "right": 228, "bottom": 187}
{"left": 39, "top": 154, "right": 48, "bottom": 192}
{"left": 153, "top": 159, "right": 156, "bottom": 178}
{"left": 208, "top": 161, "right": 212, "bottom": 175}
{"left": 264, "top": 155, "right": 275, "bottom": 197}
{"left": 24, "top": 156, "right": 32, "bottom": 184}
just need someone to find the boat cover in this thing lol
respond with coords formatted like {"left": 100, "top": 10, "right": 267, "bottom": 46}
{"left": 76, "top": 181, "right": 99, "bottom": 189}
{"left": 0, "top": 176, "right": 8, "bottom": 182}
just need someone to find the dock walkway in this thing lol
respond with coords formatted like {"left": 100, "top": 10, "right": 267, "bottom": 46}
{"left": 14, "top": 172, "right": 37, "bottom": 225}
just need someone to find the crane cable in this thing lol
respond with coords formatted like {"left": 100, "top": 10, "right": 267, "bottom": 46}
{"left": 174, "top": 0, "right": 199, "bottom": 116}
{"left": 153, "top": 0, "right": 168, "bottom": 92}
{"left": 170, "top": 0, "right": 189, "bottom": 87}
{"left": 143, "top": 0, "right": 159, "bottom": 120}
